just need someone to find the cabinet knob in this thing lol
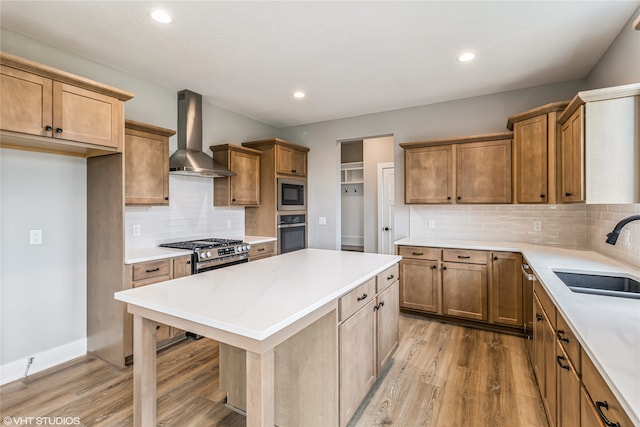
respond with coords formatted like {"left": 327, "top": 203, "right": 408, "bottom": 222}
{"left": 55, "top": 127, "right": 63, "bottom": 133}
{"left": 536, "top": 313, "right": 544, "bottom": 321}
{"left": 565, "top": 192, "right": 573, "bottom": 197}
{"left": 442, "top": 266, "right": 447, "bottom": 270}
{"left": 540, "top": 194, "right": 546, "bottom": 198}
{"left": 431, "top": 265, "right": 437, "bottom": 270}
{"left": 164, "top": 197, "right": 169, "bottom": 201}
{"left": 186, "top": 261, "right": 191, "bottom": 264}
{"left": 45, "top": 125, "right": 53, "bottom": 131}
{"left": 291, "top": 169, "right": 297, "bottom": 173}
{"left": 457, "top": 196, "right": 461, "bottom": 200}
{"left": 493, "top": 256, "right": 498, "bottom": 261}
{"left": 447, "top": 196, "right": 452, "bottom": 201}
{"left": 232, "top": 198, "right": 236, "bottom": 202}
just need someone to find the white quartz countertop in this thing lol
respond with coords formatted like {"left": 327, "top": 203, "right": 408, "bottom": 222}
{"left": 116, "top": 249, "right": 401, "bottom": 342}
{"left": 125, "top": 247, "right": 192, "bottom": 264}
{"left": 396, "top": 237, "right": 640, "bottom": 425}
{"left": 245, "top": 235, "right": 277, "bottom": 244}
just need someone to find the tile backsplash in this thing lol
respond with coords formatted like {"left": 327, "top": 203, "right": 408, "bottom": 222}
{"left": 587, "top": 204, "right": 640, "bottom": 270}
{"left": 125, "top": 174, "right": 245, "bottom": 250}
{"left": 410, "top": 204, "right": 588, "bottom": 247}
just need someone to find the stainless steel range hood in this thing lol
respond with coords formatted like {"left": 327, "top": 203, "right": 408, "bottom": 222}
{"left": 169, "top": 89, "right": 236, "bottom": 177}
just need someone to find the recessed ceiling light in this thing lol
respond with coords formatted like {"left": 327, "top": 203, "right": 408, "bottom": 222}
{"left": 293, "top": 91, "right": 306, "bottom": 99}
{"left": 457, "top": 52, "right": 476, "bottom": 62}
{"left": 151, "top": 10, "right": 172, "bottom": 24}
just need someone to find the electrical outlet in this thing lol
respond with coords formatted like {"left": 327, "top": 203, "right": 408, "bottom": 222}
{"left": 29, "top": 229, "right": 42, "bottom": 245}
{"left": 533, "top": 221, "right": 542, "bottom": 232}
{"left": 132, "top": 224, "right": 141, "bottom": 237}
{"left": 226, "top": 219, "right": 232, "bottom": 229}
{"left": 319, "top": 217, "right": 327, "bottom": 225}
{"left": 428, "top": 219, "right": 436, "bottom": 229}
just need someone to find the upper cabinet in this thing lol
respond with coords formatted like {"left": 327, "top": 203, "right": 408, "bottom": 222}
{"left": 557, "top": 83, "right": 640, "bottom": 204}
{"left": 401, "top": 132, "right": 512, "bottom": 204}
{"left": 0, "top": 51, "right": 134, "bottom": 157}
{"left": 507, "top": 101, "right": 569, "bottom": 204}
{"left": 124, "top": 120, "right": 175, "bottom": 206}
{"left": 276, "top": 142, "right": 307, "bottom": 177}
{"left": 211, "top": 144, "right": 261, "bottom": 206}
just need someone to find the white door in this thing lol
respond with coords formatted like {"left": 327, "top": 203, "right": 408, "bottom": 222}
{"left": 378, "top": 164, "right": 395, "bottom": 254}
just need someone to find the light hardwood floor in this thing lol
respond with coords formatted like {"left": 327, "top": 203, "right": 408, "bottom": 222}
{"left": 0, "top": 315, "right": 548, "bottom": 427}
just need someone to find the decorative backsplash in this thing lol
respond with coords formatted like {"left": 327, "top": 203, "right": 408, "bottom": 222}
{"left": 409, "top": 204, "right": 588, "bottom": 247}
{"left": 125, "top": 174, "right": 245, "bottom": 250}
{"left": 587, "top": 204, "right": 640, "bottom": 270}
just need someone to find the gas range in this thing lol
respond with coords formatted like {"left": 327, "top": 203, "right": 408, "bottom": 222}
{"left": 159, "top": 238, "right": 250, "bottom": 273}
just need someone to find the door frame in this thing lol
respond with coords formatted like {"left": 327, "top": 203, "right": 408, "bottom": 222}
{"left": 377, "top": 162, "right": 394, "bottom": 254}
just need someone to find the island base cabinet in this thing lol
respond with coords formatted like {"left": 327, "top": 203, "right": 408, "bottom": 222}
{"left": 339, "top": 299, "right": 377, "bottom": 427}
{"left": 219, "top": 311, "right": 338, "bottom": 427}
{"left": 376, "top": 281, "right": 399, "bottom": 373}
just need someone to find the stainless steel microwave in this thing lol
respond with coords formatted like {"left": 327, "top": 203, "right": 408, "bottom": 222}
{"left": 277, "top": 178, "right": 306, "bottom": 211}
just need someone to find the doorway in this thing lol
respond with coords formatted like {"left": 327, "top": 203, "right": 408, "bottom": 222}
{"left": 339, "top": 135, "right": 394, "bottom": 254}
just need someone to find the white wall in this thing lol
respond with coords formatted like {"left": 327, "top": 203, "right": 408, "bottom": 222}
{"left": 0, "top": 28, "right": 277, "bottom": 381}
{"left": 279, "top": 80, "right": 586, "bottom": 251}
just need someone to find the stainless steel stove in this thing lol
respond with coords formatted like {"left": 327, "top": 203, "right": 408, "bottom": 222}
{"left": 160, "top": 238, "right": 250, "bottom": 273}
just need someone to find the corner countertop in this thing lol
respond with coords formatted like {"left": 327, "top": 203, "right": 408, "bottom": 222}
{"left": 245, "top": 235, "right": 277, "bottom": 244}
{"left": 395, "top": 237, "right": 640, "bottom": 425}
{"left": 116, "top": 249, "right": 401, "bottom": 342}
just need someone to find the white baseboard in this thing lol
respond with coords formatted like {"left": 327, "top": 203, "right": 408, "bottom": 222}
{"left": 341, "top": 235, "right": 364, "bottom": 247}
{"left": 0, "top": 338, "right": 87, "bottom": 385}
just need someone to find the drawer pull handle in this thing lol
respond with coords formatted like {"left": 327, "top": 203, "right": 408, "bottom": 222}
{"left": 412, "top": 252, "right": 424, "bottom": 256}
{"left": 386, "top": 274, "right": 395, "bottom": 280}
{"left": 145, "top": 267, "right": 160, "bottom": 273}
{"left": 565, "top": 192, "right": 573, "bottom": 197}
{"left": 595, "top": 401, "right": 621, "bottom": 427}
{"left": 357, "top": 293, "right": 368, "bottom": 301}
{"left": 457, "top": 255, "right": 471, "bottom": 259}
{"left": 536, "top": 313, "right": 544, "bottom": 321}
{"left": 556, "top": 330, "right": 570, "bottom": 343}
{"left": 257, "top": 248, "right": 265, "bottom": 252}
{"left": 374, "top": 301, "right": 385, "bottom": 311}
{"left": 556, "top": 355, "right": 570, "bottom": 371}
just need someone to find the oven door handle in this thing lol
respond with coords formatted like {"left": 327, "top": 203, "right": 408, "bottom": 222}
{"left": 278, "top": 223, "right": 307, "bottom": 229}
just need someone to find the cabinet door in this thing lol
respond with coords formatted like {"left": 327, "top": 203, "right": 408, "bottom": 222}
{"left": 376, "top": 281, "right": 399, "bottom": 373}
{"left": 399, "top": 259, "right": 439, "bottom": 313}
{"left": 404, "top": 145, "right": 454, "bottom": 204}
{"left": 292, "top": 148, "right": 307, "bottom": 177}
{"left": 543, "top": 313, "right": 558, "bottom": 427}
{"left": 490, "top": 252, "right": 523, "bottom": 327}
{"left": 559, "top": 106, "right": 584, "bottom": 203}
{"left": 581, "top": 388, "right": 605, "bottom": 427}
{"left": 442, "top": 262, "right": 488, "bottom": 321}
{"left": 53, "top": 81, "right": 122, "bottom": 149}
{"left": 230, "top": 149, "right": 260, "bottom": 205}
{"left": 1, "top": 65, "right": 53, "bottom": 136}
{"left": 513, "top": 115, "right": 548, "bottom": 203}
{"left": 456, "top": 139, "right": 512, "bottom": 203}
{"left": 125, "top": 128, "right": 169, "bottom": 205}
{"left": 533, "top": 296, "right": 546, "bottom": 393}
{"left": 339, "top": 299, "right": 376, "bottom": 427}
{"left": 277, "top": 145, "right": 306, "bottom": 176}
{"left": 172, "top": 256, "right": 192, "bottom": 278}
{"left": 557, "top": 343, "right": 580, "bottom": 427}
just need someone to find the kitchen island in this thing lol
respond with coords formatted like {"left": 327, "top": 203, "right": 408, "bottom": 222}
{"left": 115, "top": 248, "right": 401, "bottom": 427}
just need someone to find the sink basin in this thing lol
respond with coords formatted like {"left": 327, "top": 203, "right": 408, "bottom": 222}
{"left": 554, "top": 271, "right": 640, "bottom": 299}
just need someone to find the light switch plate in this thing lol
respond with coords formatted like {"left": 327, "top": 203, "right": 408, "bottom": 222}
{"left": 533, "top": 221, "right": 542, "bottom": 232}
{"left": 319, "top": 217, "right": 327, "bottom": 225}
{"left": 132, "top": 224, "right": 141, "bottom": 237}
{"left": 428, "top": 219, "right": 436, "bottom": 229}
{"left": 30, "top": 229, "right": 42, "bottom": 245}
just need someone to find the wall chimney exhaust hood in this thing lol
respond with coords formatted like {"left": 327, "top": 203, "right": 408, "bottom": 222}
{"left": 169, "top": 89, "right": 236, "bottom": 177}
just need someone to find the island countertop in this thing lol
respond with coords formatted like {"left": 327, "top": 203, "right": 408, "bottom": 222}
{"left": 115, "top": 248, "right": 401, "bottom": 342}
{"left": 395, "top": 237, "right": 640, "bottom": 425}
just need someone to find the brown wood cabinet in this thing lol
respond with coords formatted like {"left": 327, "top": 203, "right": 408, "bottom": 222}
{"left": 399, "top": 258, "right": 440, "bottom": 313}
{"left": 507, "top": 101, "right": 568, "bottom": 204}
{"left": 124, "top": 120, "right": 174, "bottom": 205}
{"left": 557, "top": 342, "right": 580, "bottom": 427}
{"left": 559, "top": 105, "right": 585, "bottom": 203}
{"left": 442, "top": 260, "right": 488, "bottom": 321}
{"left": 248, "top": 241, "right": 276, "bottom": 261}
{"left": 401, "top": 132, "right": 513, "bottom": 205}
{"left": 211, "top": 144, "right": 262, "bottom": 206}
{"left": 276, "top": 144, "right": 307, "bottom": 177}
{"left": 0, "top": 52, "right": 133, "bottom": 156}
{"left": 376, "top": 278, "right": 399, "bottom": 373}
{"left": 490, "top": 252, "right": 523, "bottom": 327}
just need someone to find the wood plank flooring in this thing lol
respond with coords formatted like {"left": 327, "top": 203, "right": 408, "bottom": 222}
{"left": 0, "top": 315, "right": 548, "bottom": 427}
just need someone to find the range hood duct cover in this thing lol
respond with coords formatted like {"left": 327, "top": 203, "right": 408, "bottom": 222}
{"left": 169, "top": 89, "right": 236, "bottom": 177}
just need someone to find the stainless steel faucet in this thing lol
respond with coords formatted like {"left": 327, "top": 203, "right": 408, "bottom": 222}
{"left": 605, "top": 215, "right": 640, "bottom": 245}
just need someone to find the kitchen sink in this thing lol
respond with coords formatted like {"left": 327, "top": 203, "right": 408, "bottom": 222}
{"left": 554, "top": 271, "right": 640, "bottom": 299}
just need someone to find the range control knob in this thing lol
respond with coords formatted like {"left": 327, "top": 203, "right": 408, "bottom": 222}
{"left": 206, "top": 251, "right": 212, "bottom": 258}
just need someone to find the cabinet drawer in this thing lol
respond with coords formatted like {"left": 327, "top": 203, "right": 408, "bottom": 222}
{"left": 339, "top": 278, "right": 376, "bottom": 322}
{"left": 132, "top": 259, "right": 171, "bottom": 282}
{"left": 556, "top": 312, "right": 580, "bottom": 374}
{"left": 397, "top": 246, "right": 439, "bottom": 260}
{"left": 582, "top": 348, "right": 633, "bottom": 427}
{"left": 377, "top": 264, "right": 399, "bottom": 293}
{"left": 250, "top": 241, "right": 275, "bottom": 258}
{"left": 534, "top": 281, "right": 556, "bottom": 328}
{"left": 442, "top": 248, "right": 487, "bottom": 264}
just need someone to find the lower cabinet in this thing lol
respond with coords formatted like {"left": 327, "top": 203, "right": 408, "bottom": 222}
{"left": 248, "top": 240, "right": 276, "bottom": 261}
{"left": 441, "top": 249, "right": 488, "bottom": 321}
{"left": 399, "top": 258, "right": 439, "bottom": 313}
{"left": 490, "top": 252, "right": 523, "bottom": 327}
{"left": 376, "top": 281, "right": 400, "bottom": 372}
{"left": 557, "top": 342, "right": 580, "bottom": 427}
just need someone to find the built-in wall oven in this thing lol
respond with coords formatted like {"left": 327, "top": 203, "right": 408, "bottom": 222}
{"left": 278, "top": 214, "right": 306, "bottom": 254}
{"left": 278, "top": 178, "right": 306, "bottom": 211}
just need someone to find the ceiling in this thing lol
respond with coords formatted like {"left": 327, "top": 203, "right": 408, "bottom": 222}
{"left": 1, "top": 1, "right": 638, "bottom": 128}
